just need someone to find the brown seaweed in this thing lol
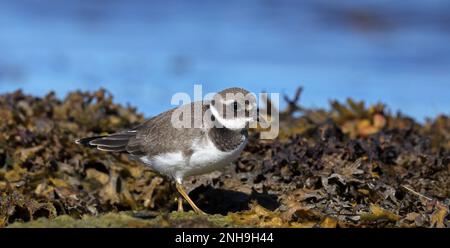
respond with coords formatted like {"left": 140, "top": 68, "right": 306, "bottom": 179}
{"left": 0, "top": 88, "right": 448, "bottom": 228}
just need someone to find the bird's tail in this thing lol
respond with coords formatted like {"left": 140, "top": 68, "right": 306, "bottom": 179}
{"left": 75, "top": 136, "right": 106, "bottom": 147}
{"left": 75, "top": 131, "right": 136, "bottom": 152}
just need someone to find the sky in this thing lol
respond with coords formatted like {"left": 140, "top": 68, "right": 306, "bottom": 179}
{"left": 0, "top": 0, "right": 449, "bottom": 120}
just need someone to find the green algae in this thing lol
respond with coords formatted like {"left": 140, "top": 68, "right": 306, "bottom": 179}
{"left": 7, "top": 211, "right": 237, "bottom": 228}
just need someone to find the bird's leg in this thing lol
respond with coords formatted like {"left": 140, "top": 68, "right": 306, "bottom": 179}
{"left": 175, "top": 182, "right": 206, "bottom": 215}
{"left": 177, "top": 197, "right": 184, "bottom": 212}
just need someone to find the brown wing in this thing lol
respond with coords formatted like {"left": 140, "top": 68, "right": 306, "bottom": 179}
{"left": 76, "top": 102, "right": 208, "bottom": 157}
{"left": 126, "top": 104, "right": 207, "bottom": 157}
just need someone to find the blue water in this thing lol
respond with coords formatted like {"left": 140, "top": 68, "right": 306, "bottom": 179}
{"left": 0, "top": 0, "right": 449, "bottom": 120}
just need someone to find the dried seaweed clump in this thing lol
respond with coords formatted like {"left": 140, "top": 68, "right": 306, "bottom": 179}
{"left": 208, "top": 88, "right": 449, "bottom": 227}
{"left": 0, "top": 87, "right": 449, "bottom": 228}
{"left": 0, "top": 89, "right": 173, "bottom": 227}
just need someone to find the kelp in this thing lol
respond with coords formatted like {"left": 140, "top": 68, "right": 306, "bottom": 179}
{"left": 0, "top": 88, "right": 448, "bottom": 227}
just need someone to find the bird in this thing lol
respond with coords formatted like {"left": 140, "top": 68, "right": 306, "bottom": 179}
{"left": 76, "top": 87, "right": 259, "bottom": 214}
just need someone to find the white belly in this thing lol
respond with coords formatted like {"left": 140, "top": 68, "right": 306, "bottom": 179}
{"left": 140, "top": 136, "right": 247, "bottom": 183}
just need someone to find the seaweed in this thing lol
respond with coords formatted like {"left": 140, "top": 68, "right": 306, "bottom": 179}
{"left": 0, "top": 88, "right": 448, "bottom": 228}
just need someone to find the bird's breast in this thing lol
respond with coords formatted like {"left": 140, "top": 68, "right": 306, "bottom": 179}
{"left": 139, "top": 135, "right": 247, "bottom": 183}
{"left": 185, "top": 136, "right": 247, "bottom": 177}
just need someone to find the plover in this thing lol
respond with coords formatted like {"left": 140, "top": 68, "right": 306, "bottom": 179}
{"left": 76, "top": 87, "right": 259, "bottom": 214}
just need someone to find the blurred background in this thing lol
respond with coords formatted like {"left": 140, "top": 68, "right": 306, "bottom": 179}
{"left": 0, "top": 0, "right": 449, "bottom": 120}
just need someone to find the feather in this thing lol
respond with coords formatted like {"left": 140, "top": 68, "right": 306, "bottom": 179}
{"left": 75, "top": 136, "right": 106, "bottom": 147}
{"left": 76, "top": 131, "right": 136, "bottom": 153}
{"left": 90, "top": 138, "right": 129, "bottom": 147}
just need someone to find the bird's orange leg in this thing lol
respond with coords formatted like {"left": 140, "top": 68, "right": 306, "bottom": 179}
{"left": 175, "top": 183, "right": 206, "bottom": 215}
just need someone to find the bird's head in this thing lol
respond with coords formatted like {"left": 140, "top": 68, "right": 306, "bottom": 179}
{"left": 209, "top": 87, "right": 259, "bottom": 130}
